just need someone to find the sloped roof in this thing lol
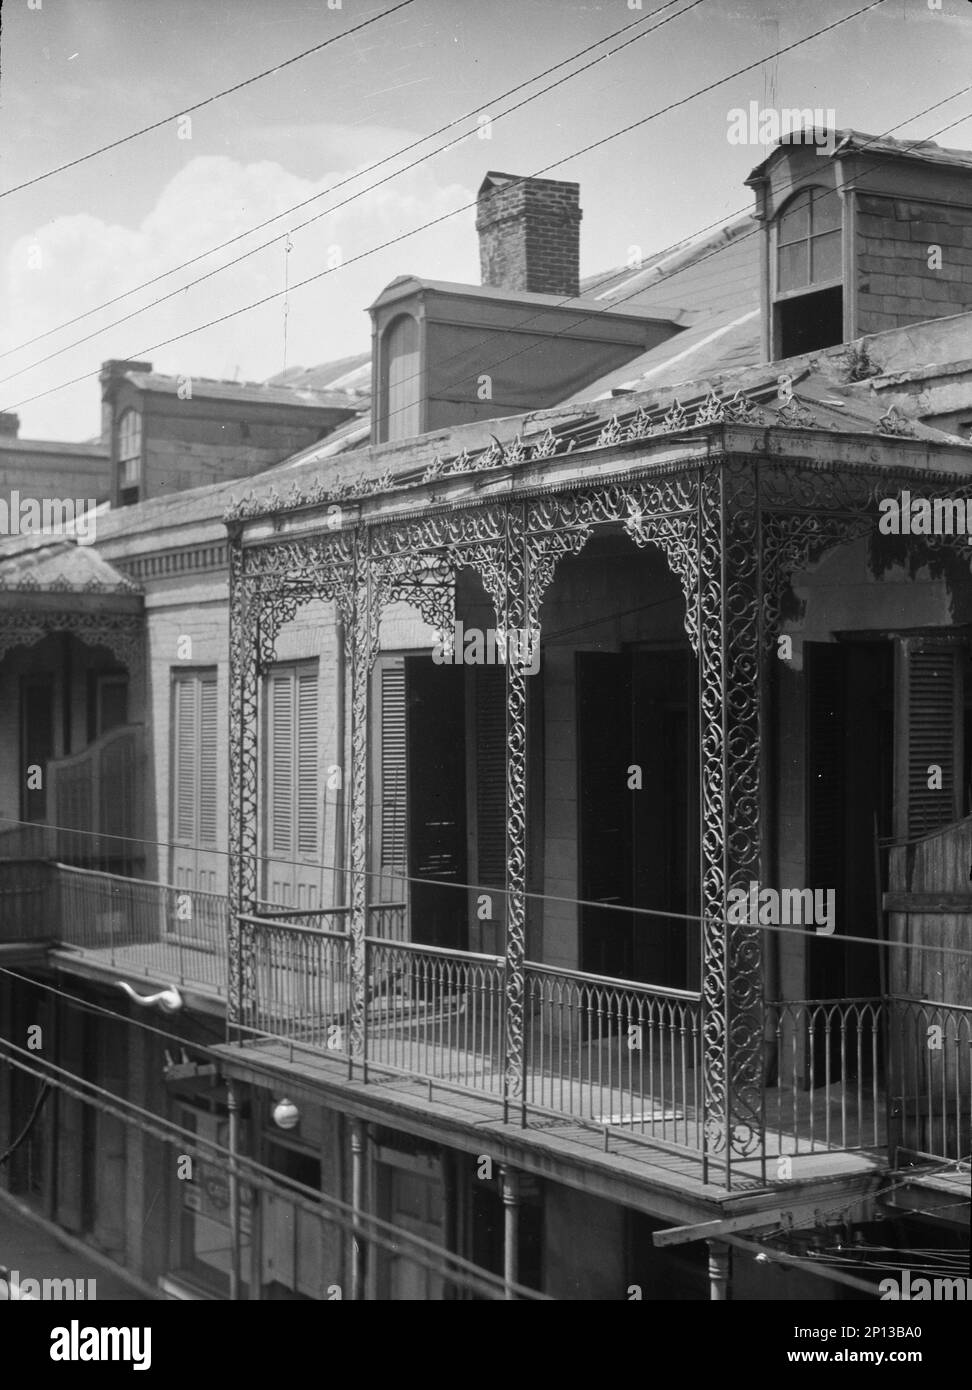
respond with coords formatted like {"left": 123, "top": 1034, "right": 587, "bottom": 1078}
{"left": 0, "top": 531, "right": 140, "bottom": 594}
{"left": 564, "top": 306, "right": 761, "bottom": 402}
{"left": 0, "top": 437, "right": 107, "bottom": 457}
{"left": 267, "top": 350, "right": 372, "bottom": 397}
{"left": 580, "top": 213, "right": 758, "bottom": 323}
{"left": 747, "top": 128, "right": 972, "bottom": 183}
{"left": 118, "top": 369, "right": 362, "bottom": 413}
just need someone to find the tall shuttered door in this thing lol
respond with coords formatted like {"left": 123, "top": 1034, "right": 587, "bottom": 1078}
{"left": 171, "top": 670, "right": 219, "bottom": 894}
{"left": 473, "top": 666, "right": 506, "bottom": 951}
{"left": 407, "top": 660, "right": 467, "bottom": 950}
{"left": 380, "top": 663, "right": 407, "bottom": 890}
{"left": 264, "top": 664, "right": 320, "bottom": 908}
{"left": 904, "top": 642, "right": 962, "bottom": 839}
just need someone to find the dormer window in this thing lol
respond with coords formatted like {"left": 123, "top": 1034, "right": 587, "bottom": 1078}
{"left": 378, "top": 313, "right": 421, "bottom": 444}
{"left": 773, "top": 186, "right": 844, "bottom": 357}
{"left": 117, "top": 408, "right": 142, "bottom": 505}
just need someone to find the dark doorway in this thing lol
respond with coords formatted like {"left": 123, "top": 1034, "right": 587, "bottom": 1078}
{"left": 806, "top": 640, "right": 894, "bottom": 1007}
{"left": 577, "top": 648, "right": 700, "bottom": 989}
{"left": 406, "top": 660, "right": 468, "bottom": 949}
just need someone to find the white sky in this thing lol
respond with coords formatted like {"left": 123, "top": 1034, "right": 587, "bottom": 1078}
{"left": 1, "top": 0, "right": 971, "bottom": 440}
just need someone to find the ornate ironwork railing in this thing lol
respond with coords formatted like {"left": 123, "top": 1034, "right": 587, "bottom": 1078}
{"left": 524, "top": 963, "right": 703, "bottom": 1151}
{"left": 888, "top": 997, "right": 972, "bottom": 1166}
{"left": 364, "top": 938, "right": 505, "bottom": 1094}
{"left": 54, "top": 863, "right": 227, "bottom": 995}
{"left": 765, "top": 999, "right": 885, "bottom": 1155}
{"left": 240, "top": 914, "right": 350, "bottom": 1052}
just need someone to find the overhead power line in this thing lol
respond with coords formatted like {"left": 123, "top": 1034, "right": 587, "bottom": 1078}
{"left": 0, "top": 0, "right": 420, "bottom": 199}
{"left": 0, "top": 0, "right": 699, "bottom": 368}
{"left": 1, "top": 0, "right": 887, "bottom": 415}
{"left": 2, "top": 817, "right": 971, "bottom": 958}
{"left": 0, "top": 1037, "right": 549, "bottom": 1300}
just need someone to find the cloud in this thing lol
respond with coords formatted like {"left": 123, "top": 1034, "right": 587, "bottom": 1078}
{"left": 2, "top": 153, "right": 478, "bottom": 439}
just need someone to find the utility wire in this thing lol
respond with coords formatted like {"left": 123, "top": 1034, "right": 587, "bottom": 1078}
{"left": 0, "top": 0, "right": 421, "bottom": 199}
{"left": 367, "top": 89, "right": 972, "bottom": 439}
{"left": 0, "top": 1080, "right": 50, "bottom": 1166}
{"left": 0, "top": 1036, "right": 548, "bottom": 1300}
{"left": 0, "top": 0, "right": 699, "bottom": 367}
{"left": 1, "top": 0, "right": 888, "bottom": 414}
{"left": 4, "top": 818, "right": 972, "bottom": 957}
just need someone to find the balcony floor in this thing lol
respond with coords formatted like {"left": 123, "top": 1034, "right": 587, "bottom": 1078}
{"left": 216, "top": 1033, "right": 888, "bottom": 1217}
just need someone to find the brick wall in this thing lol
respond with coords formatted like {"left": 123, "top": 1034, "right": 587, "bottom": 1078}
{"left": 476, "top": 176, "right": 582, "bottom": 298}
{"left": 856, "top": 192, "right": 972, "bottom": 335}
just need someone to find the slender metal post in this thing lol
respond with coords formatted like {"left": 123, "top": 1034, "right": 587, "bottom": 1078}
{"left": 227, "top": 1079, "right": 241, "bottom": 1301}
{"left": 350, "top": 1119, "right": 365, "bottom": 1301}
{"left": 707, "top": 1239, "right": 730, "bottom": 1301}
{"left": 500, "top": 1166, "right": 520, "bottom": 1300}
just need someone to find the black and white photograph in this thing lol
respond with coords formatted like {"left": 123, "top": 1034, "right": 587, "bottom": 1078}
{"left": 0, "top": 0, "right": 969, "bottom": 1348}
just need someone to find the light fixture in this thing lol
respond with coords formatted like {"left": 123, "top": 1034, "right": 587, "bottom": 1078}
{"left": 273, "top": 1098, "right": 300, "bottom": 1130}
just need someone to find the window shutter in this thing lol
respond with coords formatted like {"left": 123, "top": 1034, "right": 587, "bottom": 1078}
{"left": 807, "top": 643, "right": 846, "bottom": 889}
{"left": 903, "top": 641, "right": 962, "bottom": 838}
{"left": 174, "top": 676, "right": 198, "bottom": 842}
{"left": 269, "top": 671, "right": 294, "bottom": 856}
{"left": 198, "top": 676, "right": 218, "bottom": 846}
{"left": 475, "top": 666, "right": 506, "bottom": 888}
{"left": 296, "top": 670, "right": 319, "bottom": 856}
{"left": 380, "top": 665, "right": 407, "bottom": 871}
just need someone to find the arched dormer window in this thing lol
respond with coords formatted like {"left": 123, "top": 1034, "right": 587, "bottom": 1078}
{"left": 773, "top": 187, "right": 844, "bottom": 357}
{"left": 117, "top": 408, "right": 142, "bottom": 505}
{"left": 379, "top": 314, "right": 421, "bottom": 444}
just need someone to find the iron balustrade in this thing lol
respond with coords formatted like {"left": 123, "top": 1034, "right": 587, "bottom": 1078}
{"left": 364, "top": 937, "right": 505, "bottom": 1093}
{"left": 524, "top": 962, "right": 703, "bottom": 1151}
{"left": 240, "top": 913, "right": 350, "bottom": 1053}
{"left": 765, "top": 999, "right": 884, "bottom": 1155}
{"left": 53, "top": 863, "right": 227, "bottom": 995}
{"left": 888, "top": 997, "right": 972, "bottom": 1166}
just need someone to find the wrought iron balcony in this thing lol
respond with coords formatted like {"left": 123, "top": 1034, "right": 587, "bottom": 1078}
{"left": 0, "top": 861, "right": 228, "bottom": 999}
{"left": 231, "top": 911, "right": 971, "bottom": 1171}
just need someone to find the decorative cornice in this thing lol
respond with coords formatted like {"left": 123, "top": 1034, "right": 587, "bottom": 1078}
{"left": 114, "top": 543, "right": 227, "bottom": 583}
{"left": 0, "top": 572, "right": 142, "bottom": 596}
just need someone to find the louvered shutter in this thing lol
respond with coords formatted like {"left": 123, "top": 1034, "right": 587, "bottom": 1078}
{"left": 269, "top": 671, "right": 295, "bottom": 856}
{"left": 198, "top": 676, "right": 218, "bottom": 846}
{"left": 475, "top": 666, "right": 506, "bottom": 889}
{"left": 174, "top": 675, "right": 198, "bottom": 842}
{"left": 902, "top": 640, "right": 963, "bottom": 838}
{"left": 296, "top": 669, "right": 319, "bottom": 856}
{"left": 380, "top": 664, "right": 407, "bottom": 872}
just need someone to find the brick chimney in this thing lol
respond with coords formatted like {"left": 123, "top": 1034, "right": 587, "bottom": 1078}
{"left": 476, "top": 172, "right": 582, "bottom": 298}
{"left": 0, "top": 412, "right": 20, "bottom": 438}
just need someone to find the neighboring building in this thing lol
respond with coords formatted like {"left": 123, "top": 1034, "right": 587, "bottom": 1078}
{"left": 1, "top": 138, "right": 970, "bottom": 1300}
{"left": 0, "top": 411, "right": 110, "bottom": 509}
{"left": 99, "top": 360, "right": 364, "bottom": 508}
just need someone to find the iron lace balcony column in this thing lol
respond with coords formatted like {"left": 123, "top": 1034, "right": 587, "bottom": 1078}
{"left": 228, "top": 539, "right": 260, "bottom": 1040}
{"left": 697, "top": 458, "right": 765, "bottom": 1188}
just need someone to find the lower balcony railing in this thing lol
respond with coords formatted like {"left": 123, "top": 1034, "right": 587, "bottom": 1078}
{"left": 887, "top": 997, "right": 972, "bottom": 1166}
{"left": 55, "top": 863, "right": 228, "bottom": 995}
{"left": 237, "top": 917, "right": 970, "bottom": 1168}
{"left": 765, "top": 999, "right": 885, "bottom": 1156}
{"left": 4, "top": 865, "right": 968, "bottom": 1172}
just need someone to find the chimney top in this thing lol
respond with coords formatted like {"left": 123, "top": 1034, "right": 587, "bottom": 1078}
{"left": 100, "top": 359, "right": 153, "bottom": 388}
{"left": 0, "top": 412, "right": 20, "bottom": 438}
{"left": 476, "top": 172, "right": 582, "bottom": 299}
